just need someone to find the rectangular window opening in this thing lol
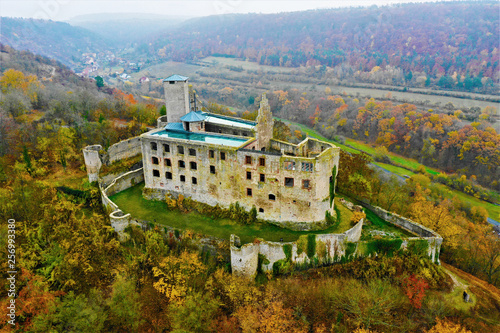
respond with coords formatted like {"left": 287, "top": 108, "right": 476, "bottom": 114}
{"left": 246, "top": 171, "right": 252, "bottom": 180}
{"left": 166, "top": 172, "right": 172, "bottom": 180}
{"left": 259, "top": 157, "right": 266, "bottom": 166}
{"left": 209, "top": 150, "right": 215, "bottom": 158}
{"left": 177, "top": 145, "right": 184, "bottom": 154}
{"left": 247, "top": 188, "right": 252, "bottom": 196}
{"left": 178, "top": 160, "right": 185, "bottom": 168}
{"left": 190, "top": 161, "right": 197, "bottom": 170}
{"left": 152, "top": 157, "right": 159, "bottom": 165}
{"left": 189, "top": 148, "right": 196, "bottom": 156}
{"left": 221, "top": 152, "right": 226, "bottom": 160}
{"left": 150, "top": 142, "right": 157, "bottom": 151}
{"left": 260, "top": 173, "right": 265, "bottom": 182}
{"left": 192, "top": 177, "right": 198, "bottom": 185}
{"left": 152, "top": 170, "right": 160, "bottom": 177}
{"left": 285, "top": 177, "right": 294, "bottom": 187}
{"left": 164, "top": 158, "right": 171, "bottom": 167}
{"left": 210, "top": 165, "right": 216, "bottom": 174}
{"left": 302, "top": 179, "right": 310, "bottom": 189}
{"left": 180, "top": 175, "right": 186, "bottom": 182}
{"left": 163, "top": 144, "right": 170, "bottom": 153}
{"left": 245, "top": 156, "right": 252, "bottom": 164}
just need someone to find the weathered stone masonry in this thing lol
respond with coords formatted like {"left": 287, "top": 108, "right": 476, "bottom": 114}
{"left": 140, "top": 75, "right": 340, "bottom": 230}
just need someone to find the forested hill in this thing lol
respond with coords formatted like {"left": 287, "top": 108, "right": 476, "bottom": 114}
{"left": 0, "top": 17, "right": 110, "bottom": 68}
{"left": 148, "top": 2, "right": 499, "bottom": 93}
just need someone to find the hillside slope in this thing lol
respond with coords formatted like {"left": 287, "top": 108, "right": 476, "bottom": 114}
{"left": 147, "top": 2, "right": 499, "bottom": 94}
{"left": 0, "top": 17, "right": 111, "bottom": 68}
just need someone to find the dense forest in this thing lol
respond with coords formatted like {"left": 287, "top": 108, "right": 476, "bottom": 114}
{"left": 145, "top": 2, "right": 499, "bottom": 94}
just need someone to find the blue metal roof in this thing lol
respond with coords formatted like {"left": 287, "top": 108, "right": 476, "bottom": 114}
{"left": 180, "top": 111, "right": 207, "bottom": 122}
{"left": 164, "top": 122, "right": 186, "bottom": 131}
{"left": 163, "top": 74, "right": 189, "bottom": 82}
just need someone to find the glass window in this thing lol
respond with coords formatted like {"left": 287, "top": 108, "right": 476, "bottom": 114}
{"left": 285, "top": 177, "right": 294, "bottom": 187}
{"left": 178, "top": 160, "right": 185, "bottom": 168}
{"left": 259, "top": 157, "right": 265, "bottom": 166}
{"left": 246, "top": 171, "right": 252, "bottom": 180}
{"left": 150, "top": 142, "right": 157, "bottom": 150}
{"left": 189, "top": 148, "right": 196, "bottom": 156}
{"left": 260, "top": 173, "right": 265, "bottom": 182}
{"left": 245, "top": 156, "right": 252, "bottom": 164}
{"left": 177, "top": 145, "right": 184, "bottom": 154}
{"left": 301, "top": 162, "right": 313, "bottom": 172}
{"left": 163, "top": 144, "right": 170, "bottom": 153}
{"left": 302, "top": 179, "right": 310, "bottom": 189}
{"left": 190, "top": 161, "right": 197, "bottom": 170}
{"left": 284, "top": 161, "right": 296, "bottom": 170}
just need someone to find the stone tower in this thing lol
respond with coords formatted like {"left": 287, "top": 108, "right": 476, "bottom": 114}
{"left": 255, "top": 94, "right": 274, "bottom": 150}
{"left": 163, "top": 74, "right": 190, "bottom": 123}
{"left": 82, "top": 145, "right": 102, "bottom": 182}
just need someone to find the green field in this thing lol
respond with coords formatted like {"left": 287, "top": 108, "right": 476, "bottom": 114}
{"left": 110, "top": 183, "right": 357, "bottom": 244}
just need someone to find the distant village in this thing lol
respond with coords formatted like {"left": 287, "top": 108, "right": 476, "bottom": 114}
{"left": 76, "top": 51, "right": 150, "bottom": 85}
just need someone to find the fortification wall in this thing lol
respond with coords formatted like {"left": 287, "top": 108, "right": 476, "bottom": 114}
{"left": 106, "top": 137, "right": 142, "bottom": 165}
{"left": 230, "top": 218, "right": 364, "bottom": 278}
{"left": 357, "top": 202, "right": 442, "bottom": 263}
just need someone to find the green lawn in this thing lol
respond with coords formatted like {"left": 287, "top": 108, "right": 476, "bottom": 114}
{"left": 110, "top": 183, "right": 356, "bottom": 244}
{"left": 373, "top": 162, "right": 415, "bottom": 178}
{"left": 361, "top": 208, "right": 416, "bottom": 240}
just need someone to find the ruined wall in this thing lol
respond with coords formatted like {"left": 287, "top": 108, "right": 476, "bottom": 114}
{"left": 103, "top": 168, "right": 144, "bottom": 197}
{"left": 360, "top": 203, "right": 443, "bottom": 262}
{"left": 230, "top": 219, "right": 364, "bottom": 278}
{"left": 255, "top": 94, "right": 274, "bottom": 150}
{"left": 107, "top": 137, "right": 142, "bottom": 165}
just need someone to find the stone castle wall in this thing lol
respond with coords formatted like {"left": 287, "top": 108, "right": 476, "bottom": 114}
{"left": 106, "top": 137, "right": 142, "bottom": 165}
{"left": 230, "top": 218, "right": 365, "bottom": 278}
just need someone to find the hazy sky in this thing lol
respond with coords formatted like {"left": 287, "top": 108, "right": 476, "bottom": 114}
{"left": 1, "top": 0, "right": 456, "bottom": 21}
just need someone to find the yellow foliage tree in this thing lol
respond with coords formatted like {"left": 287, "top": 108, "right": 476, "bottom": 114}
{"left": 409, "top": 185, "right": 462, "bottom": 248}
{"left": 426, "top": 318, "right": 471, "bottom": 333}
{"left": 152, "top": 251, "right": 206, "bottom": 302}
{"left": 234, "top": 300, "right": 307, "bottom": 333}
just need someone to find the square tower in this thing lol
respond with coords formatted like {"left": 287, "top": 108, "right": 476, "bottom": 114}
{"left": 163, "top": 74, "right": 190, "bottom": 123}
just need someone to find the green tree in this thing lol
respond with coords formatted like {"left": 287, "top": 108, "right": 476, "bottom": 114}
{"left": 95, "top": 76, "right": 104, "bottom": 88}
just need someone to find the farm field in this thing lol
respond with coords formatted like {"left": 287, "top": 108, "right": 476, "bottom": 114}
{"left": 132, "top": 56, "right": 499, "bottom": 112}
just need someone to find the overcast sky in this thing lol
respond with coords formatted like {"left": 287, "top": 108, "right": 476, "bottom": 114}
{"left": 1, "top": 0, "right": 458, "bottom": 21}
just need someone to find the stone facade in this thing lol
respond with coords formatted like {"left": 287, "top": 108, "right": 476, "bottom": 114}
{"left": 141, "top": 132, "right": 339, "bottom": 229}
{"left": 163, "top": 75, "right": 190, "bottom": 123}
{"left": 140, "top": 75, "right": 340, "bottom": 230}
